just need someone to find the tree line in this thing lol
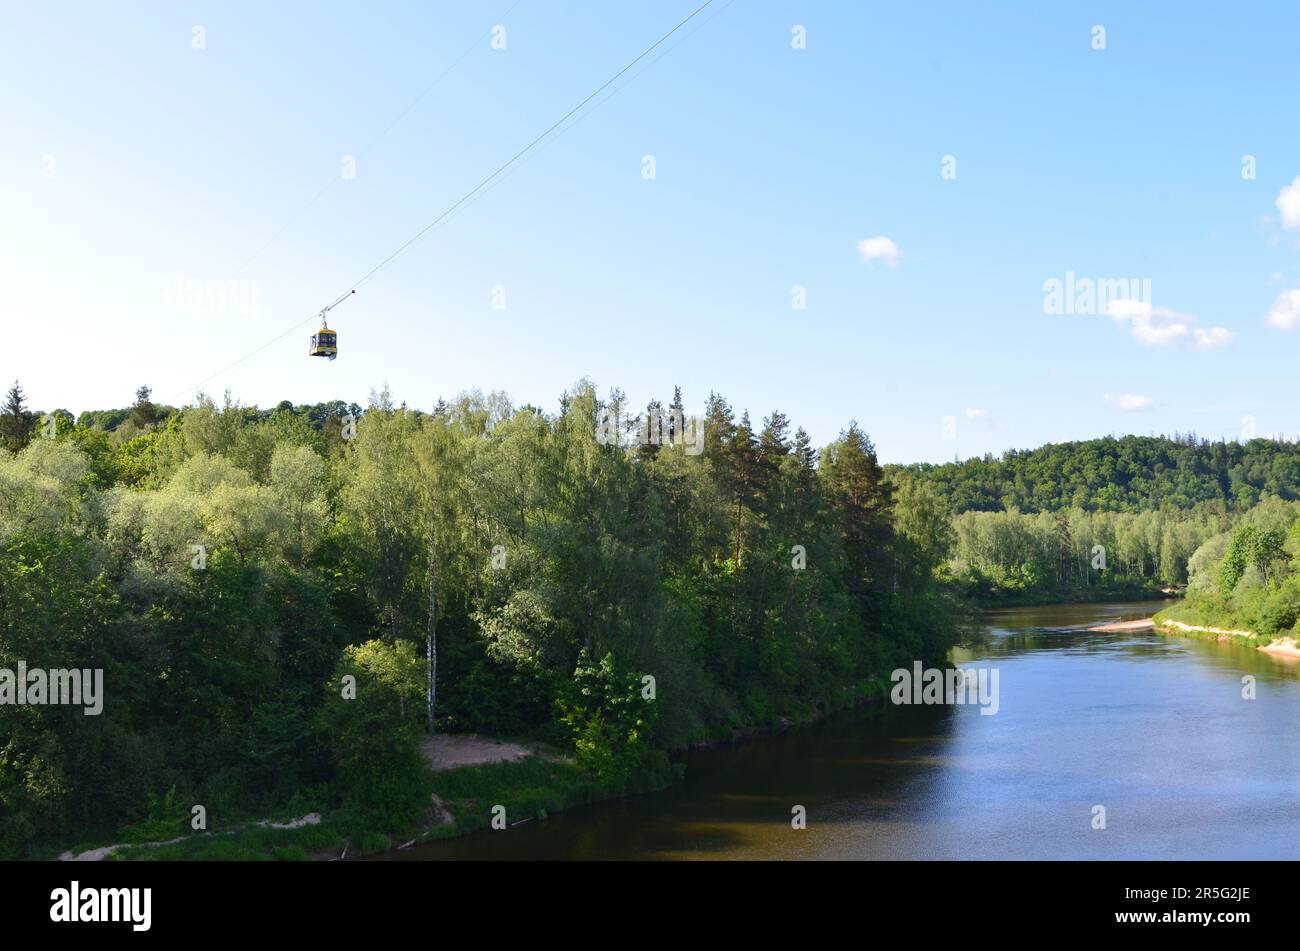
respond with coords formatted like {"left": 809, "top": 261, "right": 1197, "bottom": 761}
{"left": 939, "top": 503, "right": 1233, "bottom": 600}
{"left": 890, "top": 433, "right": 1300, "bottom": 514}
{"left": 0, "top": 380, "right": 955, "bottom": 857}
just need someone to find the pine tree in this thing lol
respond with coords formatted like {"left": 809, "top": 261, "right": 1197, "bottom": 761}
{"left": 820, "top": 422, "right": 894, "bottom": 621}
{"left": 667, "top": 385, "right": 686, "bottom": 447}
{"left": 636, "top": 399, "right": 664, "bottom": 463}
{"left": 728, "top": 411, "right": 759, "bottom": 564}
{"left": 1, "top": 379, "right": 33, "bottom": 452}
{"left": 129, "top": 385, "right": 160, "bottom": 428}
{"left": 756, "top": 410, "right": 791, "bottom": 516}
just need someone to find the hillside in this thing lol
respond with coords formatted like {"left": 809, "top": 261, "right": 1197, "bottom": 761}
{"left": 889, "top": 434, "right": 1300, "bottom": 514}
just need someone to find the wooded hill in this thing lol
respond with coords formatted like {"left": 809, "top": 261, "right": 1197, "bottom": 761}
{"left": 889, "top": 434, "right": 1300, "bottom": 514}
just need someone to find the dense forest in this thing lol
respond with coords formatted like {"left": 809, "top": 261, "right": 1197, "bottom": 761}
{"left": 0, "top": 379, "right": 956, "bottom": 858}
{"left": 940, "top": 504, "right": 1232, "bottom": 600}
{"left": 1159, "top": 497, "right": 1300, "bottom": 638}
{"left": 886, "top": 434, "right": 1300, "bottom": 602}
{"left": 890, "top": 434, "right": 1300, "bottom": 513}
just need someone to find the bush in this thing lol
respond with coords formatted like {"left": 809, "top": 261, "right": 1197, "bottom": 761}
{"left": 556, "top": 650, "right": 669, "bottom": 787}
{"left": 316, "top": 640, "right": 432, "bottom": 835}
{"left": 120, "top": 787, "right": 190, "bottom": 844}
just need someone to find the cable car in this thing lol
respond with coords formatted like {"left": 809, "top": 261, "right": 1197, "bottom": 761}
{"left": 308, "top": 290, "right": 353, "bottom": 361}
{"left": 309, "top": 319, "right": 338, "bottom": 360}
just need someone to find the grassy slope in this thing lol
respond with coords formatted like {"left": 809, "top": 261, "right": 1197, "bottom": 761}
{"left": 106, "top": 756, "right": 636, "bottom": 861}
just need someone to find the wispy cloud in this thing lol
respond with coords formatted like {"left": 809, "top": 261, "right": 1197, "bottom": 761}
{"left": 1105, "top": 300, "right": 1234, "bottom": 350}
{"left": 1104, "top": 392, "right": 1154, "bottom": 412}
{"left": 857, "top": 236, "right": 900, "bottom": 267}
{"left": 964, "top": 407, "right": 987, "bottom": 419}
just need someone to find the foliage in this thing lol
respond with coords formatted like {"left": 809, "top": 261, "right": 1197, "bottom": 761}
{"left": 555, "top": 650, "right": 667, "bottom": 785}
{"left": 0, "top": 381, "right": 953, "bottom": 856}
{"left": 317, "top": 640, "right": 429, "bottom": 833}
{"left": 892, "top": 433, "right": 1300, "bottom": 514}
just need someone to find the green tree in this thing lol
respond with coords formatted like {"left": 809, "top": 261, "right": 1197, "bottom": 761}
{"left": 318, "top": 640, "right": 429, "bottom": 831}
{"left": 1, "top": 380, "right": 34, "bottom": 452}
{"left": 129, "top": 386, "right": 160, "bottom": 429}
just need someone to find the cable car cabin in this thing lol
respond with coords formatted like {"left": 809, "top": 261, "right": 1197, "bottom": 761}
{"left": 309, "top": 326, "right": 338, "bottom": 360}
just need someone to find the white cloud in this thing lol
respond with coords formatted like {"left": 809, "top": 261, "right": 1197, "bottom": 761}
{"left": 1267, "top": 288, "right": 1300, "bottom": 330}
{"left": 964, "top": 407, "right": 987, "bottom": 419}
{"left": 1276, "top": 177, "right": 1300, "bottom": 229}
{"left": 857, "top": 236, "right": 900, "bottom": 267}
{"left": 1192, "top": 327, "right": 1234, "bottom": 350}
{"left": 1104, "top": 393, "right": 1154, "bottom": 412}
{"left": 1105, "top": 300, "right": 1233, "bottom": 350}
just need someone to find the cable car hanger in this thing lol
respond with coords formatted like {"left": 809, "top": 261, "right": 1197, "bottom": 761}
{"left": 308, "top": 289, "right": 355, "bottom": 361}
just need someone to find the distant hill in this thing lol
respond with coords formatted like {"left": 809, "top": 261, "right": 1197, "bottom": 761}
{"left": 888, "top": 435, "right": 1300, "bottom": 513}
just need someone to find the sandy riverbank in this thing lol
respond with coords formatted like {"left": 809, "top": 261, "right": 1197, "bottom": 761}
{"left": 1095, "top": 616, "right": 1300, "bottom": 660}
{"left": 1088, "top": 618, "right": 1155, "bottom": 632}
{"left": 1158, "top": 619, "right": 1257, "bottom": 638}
{"left": 1259, "top": 638, "right": 1300, "bottom": 658}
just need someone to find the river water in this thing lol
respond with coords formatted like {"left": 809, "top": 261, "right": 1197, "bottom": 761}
{"left": 398, "top": 601, "right": 1300, "bottom": 860}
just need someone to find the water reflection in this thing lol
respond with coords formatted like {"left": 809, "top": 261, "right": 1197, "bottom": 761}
{"left": 396, "top": 600, "right": 1300, "bottom": 860}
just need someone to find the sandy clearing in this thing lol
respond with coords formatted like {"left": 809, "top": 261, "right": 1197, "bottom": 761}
{"left": 1260, "top": 638, "right": 1300, "bottom": 659}
{"left": 1158, "top": 619, "right": 1258, "bottom": 638}
{"left": 1088, "top": 618, "right": 1155, "bottom": 632}
{"left": 422, "top": 734, "right": 534, "bottom": 772}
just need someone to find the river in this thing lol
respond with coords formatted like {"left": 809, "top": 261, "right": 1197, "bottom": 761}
{"left": 396, "top": 600, "right": 1300, "bottom": 860}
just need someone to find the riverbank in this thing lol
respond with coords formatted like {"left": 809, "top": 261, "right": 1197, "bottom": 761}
{"left": 1088, "top": 618, "right": 1155, "bottom": 632}
{"left": 1141, "top": 607, "right": 1300, "bottom": 658}
{"left": 966, "top": 583, "right": 1176, "bottom": 609}
{"left": 394, "top": 598, "right": 1300, "bottom": 861}
{"left": 63, "top": 678, "right": 898, "bottom": 861}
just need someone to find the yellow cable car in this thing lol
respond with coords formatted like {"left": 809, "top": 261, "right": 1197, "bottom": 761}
{"left": 309, "top": 321, "right": 338, "bottom": 360}
{"left": 308, "top": 291, "right": 352, "bottom": 361}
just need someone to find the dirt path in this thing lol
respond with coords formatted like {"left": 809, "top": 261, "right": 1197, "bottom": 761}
{"left": 59, "top": 812, "right": 321, "bottom": 861}
{"left": 422, "top": 734, "right": 534, "bottom": 772}
{"left": 66, "top": 738, "right": 536, "bottom": 861}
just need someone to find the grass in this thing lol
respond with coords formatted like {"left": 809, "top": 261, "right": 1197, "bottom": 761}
{"left": 113, "top": 820, "right": 344, "bottom": 861}
{"left": 102, "top": 753, "right": 630, "bottom": 859}
{"left": 426, "top": 756, "right": 628, "bottom": 839}
{"left": 1152, "top": 604, "right": 1276, "bottom": 648}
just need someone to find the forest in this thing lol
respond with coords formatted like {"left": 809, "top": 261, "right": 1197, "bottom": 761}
{"left": 1157, "top": 496, "right": 1300, "bottom": 639}
{"left": 887, "top": 434, "right": 1300, "bottom": 603}
{"left": 890, "top": 433, "right": 1300, "bottom": 513}
{"left": 0, "top": 379, "right": 956, "bottom": 858}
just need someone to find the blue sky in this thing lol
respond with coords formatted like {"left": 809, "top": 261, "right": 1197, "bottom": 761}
{"left": 3, "top": 1, "right": 1300, "bottom": 463}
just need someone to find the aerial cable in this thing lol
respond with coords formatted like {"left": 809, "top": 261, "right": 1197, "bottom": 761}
{"left": 455, "top": 0, "right": 738, "bottom": 215}
{"left": 176, "top": 0, "right": 718, "bottom": 402}
{"left": 351, "top": 0, "right": 716, "bottom": 292}
{"left": 232, "top": 0, "right": 528, "bottom": 276}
